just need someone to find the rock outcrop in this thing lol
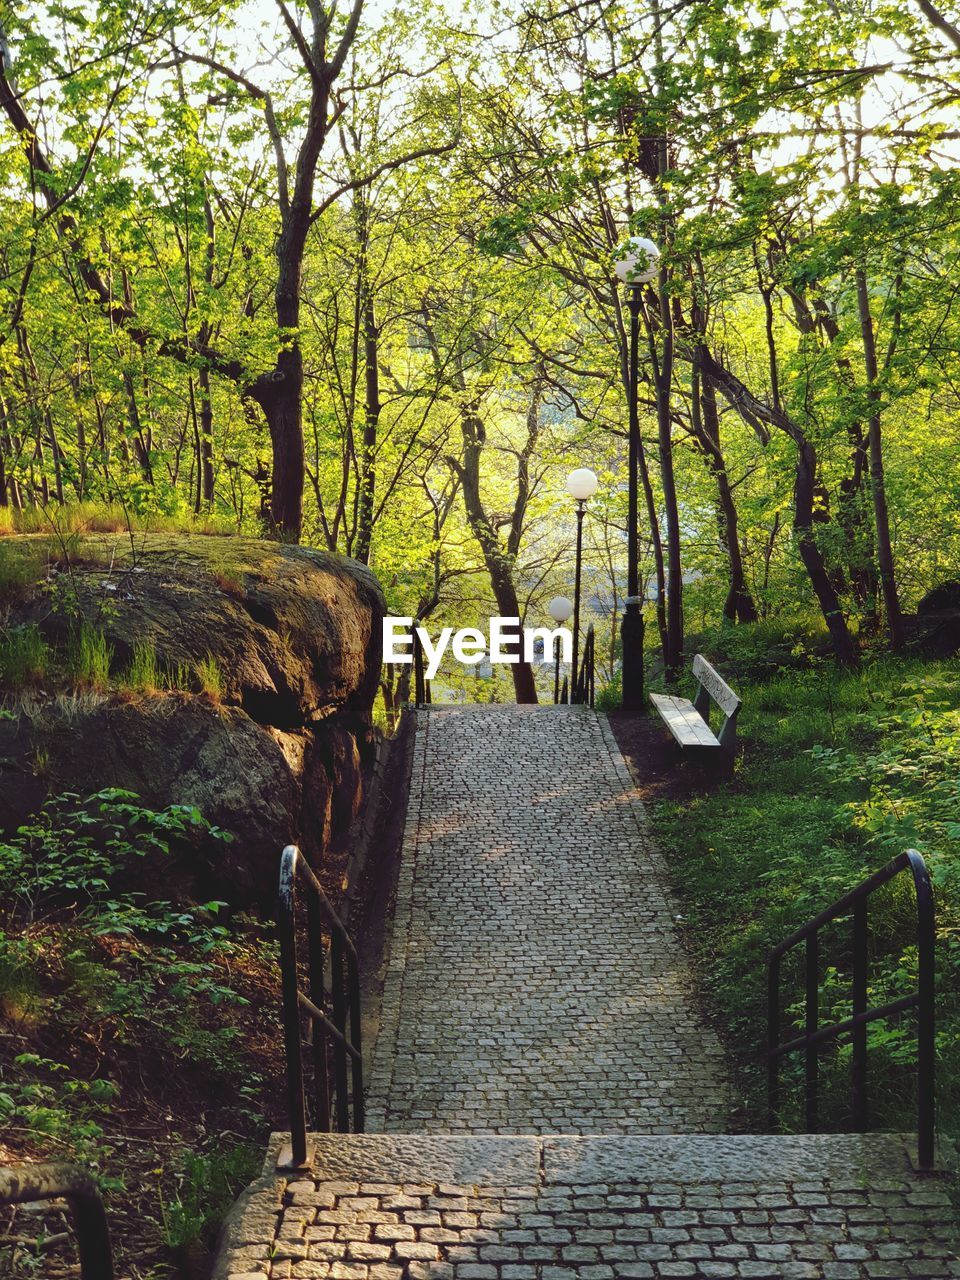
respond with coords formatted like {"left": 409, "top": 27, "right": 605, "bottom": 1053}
{"left": 0, "top": 534, "right": 384, "bottom": 904}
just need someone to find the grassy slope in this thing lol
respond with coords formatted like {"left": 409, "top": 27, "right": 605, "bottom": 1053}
{"left": 652, "top": 656, "right": 960, "bottom": 1148}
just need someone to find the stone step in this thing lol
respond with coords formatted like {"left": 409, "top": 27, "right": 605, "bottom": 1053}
{"left": 215, "top": 1131, "right": 959, "bottom": 1280}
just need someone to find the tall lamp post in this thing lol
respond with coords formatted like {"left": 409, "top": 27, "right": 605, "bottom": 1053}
{"left": 614, "top": 235, "right": 660, "bottom": 713}
{"left": 566, "top": 467, "right": 598, "bottom": 702}
{"left": 547, "top": 595, "right": 573, "bottom": 704}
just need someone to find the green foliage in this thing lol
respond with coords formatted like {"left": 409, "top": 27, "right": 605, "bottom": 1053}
{"left": 596, "top": 669, "right": 622, "bottom": 712}
{"left": 0, "top": 787, "right": 233, "bottom": 933}
{"left": 0, "top": 1054, "right": 119, "bottom": 1150}
{"left": 160, "top": 1143, "right": 262, "bottom": 1250}
{"left": 694, "top": 618, "right": 828, "bottom": 682}
{"left": 0, "top": 934, "right": 41, "bottom": 1015}
{"left": 655, "top": 659, "right": 960, "bottom": 1143}
{"left": 0, "top": 790, "right": 257, "bottom": 1178}
{"left": 1, "top": 0, "right": 960, "bottom": 668}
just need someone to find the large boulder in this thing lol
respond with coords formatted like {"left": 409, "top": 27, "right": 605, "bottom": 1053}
{"left": 905, "top": 580, "right": 960, "bottom": 657}
{"left": 917, "top": 580, "right": 960, "bottom": 615}
{"left": 0, "top": 534, "right": 384, "bottom": 904}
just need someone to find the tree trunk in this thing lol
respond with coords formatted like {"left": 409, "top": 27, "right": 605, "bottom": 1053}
{"left": 618, "top": 305, "right": 666, "bottom": 652}
{"left": 694, "top": 369, "right": 757, "bottom": 623}
{"left": 199, "top": 363, "right": 215, "bottom": 506}
{"left": 698, "top": 346, "right": 858, "bottom": 666}
{"left": 837, "top": 425, "right": 879, "bottom": 612}
{"left": 354, "top": 290, "right": 379, "bottom": 565}
{"left": 123, "top": 371, "right": 154, "bottom": 487}
{"left": 257, "top": 358, "right": 305, "bottom": 539}
{"left": 794, "top": 438, "right": 859, "bottom": 667}
{"left": 456, "top": 404, "right": 538, "bottom": 704}
{"left": 654, "top": 318, "right": 683, "bottom": 680}
{"left": 855, "top": 269, "right": 904, "bottom": 651}
{"left": 0, "top": 388, "right": 9, "bottom": 508}
{"left": 651, "top": 3, "right": 683, "bottom": 682}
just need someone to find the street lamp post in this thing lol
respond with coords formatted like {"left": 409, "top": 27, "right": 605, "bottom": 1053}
{"left": 547, "top": 595, "right": 573, "bottom": 704}
{"left": 566, "top": 467, "right": 598, "bottom": 702}
{"left": 614, "top": 235, "right": 660, "bottom": 714}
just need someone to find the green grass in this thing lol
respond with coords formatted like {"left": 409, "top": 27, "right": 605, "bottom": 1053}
{"left": 1, "top": 500, "right": 238, "bottom": 538}
{"left": 66, "top": 623, "right": 113, "bottom": 690}
{"left": 161, "top": 661, "right": 192, "bottom": 693}
{"left": 194, "top": 654, "right": 224, "bottom": 701}
{"left": 0, "top": 624, "right": 50, "bottom": 688}
{"left": 0, "top": 540, "right": 48, "bottom": 597}
{"left": 160, "top": 1143, "right": 261, "bottom": 1251}
{"left": 653, "top": 655, "right": 960, "bottom": 1150}
{"left": 124, "top": 641, "right": 159, "bottom": 693}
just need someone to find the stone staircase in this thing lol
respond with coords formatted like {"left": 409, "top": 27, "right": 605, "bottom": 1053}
{"left": 214, "top": 707, "right": 958, "bottom": 1280}
{"left": 215, "top": 1132, "right": 956, "bottom": 1279}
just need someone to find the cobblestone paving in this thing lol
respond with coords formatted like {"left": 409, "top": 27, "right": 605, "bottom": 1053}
{"left": 216, "top": 1134, "right": 960, "bottom": 1279}
{"left": 366, "top": 706, "right": 730, "bottom": 1134}
{"left": 213, "top": 706, "right": 959, "bottom": 1279}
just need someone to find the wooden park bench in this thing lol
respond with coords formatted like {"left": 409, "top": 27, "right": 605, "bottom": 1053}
{"left": 649, "top": 654, "right": 741, "bottom": 770}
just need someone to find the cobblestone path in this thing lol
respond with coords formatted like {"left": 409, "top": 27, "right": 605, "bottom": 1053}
{"left": 216, "top": 1133, "right": 960, "bottom": 1279}
{"left": 366, "top": 705, "right": 730, "bottom": 1134}
{"left": 216, "top": 705, "right": 959, "bottom": 1280}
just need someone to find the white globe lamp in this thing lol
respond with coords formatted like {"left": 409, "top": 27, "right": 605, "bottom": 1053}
{"left": 566, "top": 468, "right": 599, "bottom": 502}
{"left": 547, "top": 595, "right": 573, "bottom": 624}
{"left": 614, "top": 236, "right": 660, "bottom": 287}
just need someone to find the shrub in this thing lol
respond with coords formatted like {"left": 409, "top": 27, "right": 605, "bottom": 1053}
{"left": 0, "top": 787, "right": 233, "bottom": 929}
{"left": 160, "top": 1143, "right": 261, "bottom": 1251}
{"left": 693, "top": 616, "right": 828, "bottom": 681}
{"left": 596, "top": 669, "right": 622, "bottom": 712}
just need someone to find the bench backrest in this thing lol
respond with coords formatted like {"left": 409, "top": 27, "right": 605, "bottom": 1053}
{"left": 692, "top": 654, "right": 740, "bottom": 715}
{"left": 692, "top": 654, "right": 741, "bottom": 748}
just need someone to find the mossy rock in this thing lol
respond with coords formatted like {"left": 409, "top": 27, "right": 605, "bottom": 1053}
{"left": 0, "top": 534, "right": 385, "bottom": 904}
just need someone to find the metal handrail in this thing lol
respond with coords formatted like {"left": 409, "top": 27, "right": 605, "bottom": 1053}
{"left": 766, "top": 849, "right": 935, "bottom": 1168}
{"left": 412, "top": 628, "right": 431, "bottom": 708}
{"left": 278, "top": 845, "right": 363, "bottom": 1169}
{"left": 0, "top": 1163, "right": 114, "bottom": 1280}
{"left": 573, "top": 624, "right": 595, "bottom": 707}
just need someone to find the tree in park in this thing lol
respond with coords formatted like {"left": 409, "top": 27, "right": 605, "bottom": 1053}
{"left": 1, "top": 0, "right": 960, "bottom": 680}
{"left": 0, "top": 0, "right": 456, "bottom": 539}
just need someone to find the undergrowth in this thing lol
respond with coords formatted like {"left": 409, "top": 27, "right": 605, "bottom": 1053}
{"left": 0, "top": 789, "right": 280, "bottom": 1276}
{"left": 0, "top": 501, "right": 237, "bottom": 538}
{"left": 655, "top": 656, "right": 960, "bottom": 1152}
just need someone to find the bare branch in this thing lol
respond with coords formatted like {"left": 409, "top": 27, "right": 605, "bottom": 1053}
{"left": 167, "top": 46, "right": 290, "bottom": 211}
{"left": 274, "top": 0, "right": 321, "bottom": 80}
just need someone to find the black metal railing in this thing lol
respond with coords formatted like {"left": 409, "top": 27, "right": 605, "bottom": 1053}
{"left": 573, "top": 624, "right": 595, "bottom": 707}
{"left": 555, "top": 634, "right": 570, "bottom": 706}
{"left": 412, "top": 628, "right": 431, "bottom": 708}
{"left": 278, "top": 845, "right": 363, "bottom": 1169}
{"left": 0, "top": 1163, "right": 114, "bottom": 1280}
{"left": 766, "top": 848, "right": 935, "bottom": 1168}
